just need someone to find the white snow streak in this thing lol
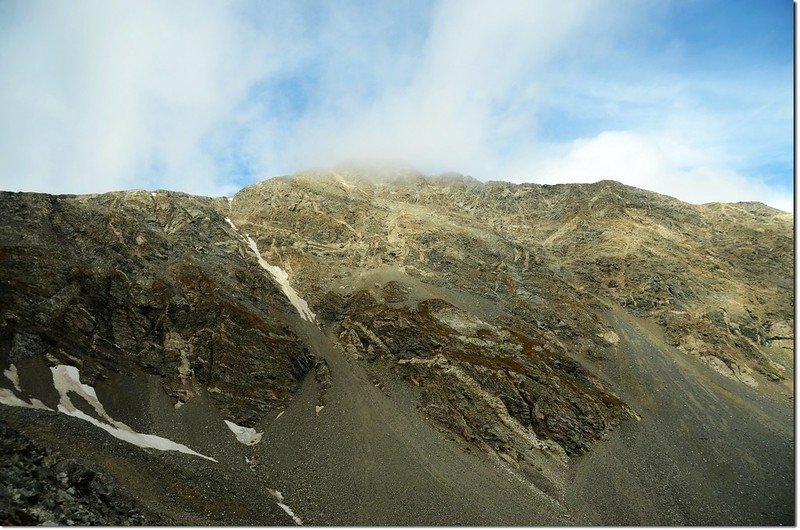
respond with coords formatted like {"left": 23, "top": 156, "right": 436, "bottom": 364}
{"left": 57, "top": 405, "right": 217, "bottom": 462}
{"left": 245, "top": 236, "right": 316, "bottom": 322}
{"left": 275, "top": 410, "right": 285, "bottom": 420}
{"left": 49, "top": 365, "right": 218, "bottom": 462}
{"left": 224, "top": 216, "right": 238, "bottom": 231}
{"left": 3, "top": 364, "right": 21, "bottom": 392}
{"left": 2, "top": 364, "right": 212, "bottom": 465}
{"left": 0, "top": 364, "right": 216, "bottom": 462}
{"left": 223, "top": 419, "right": 263, "bottom": 446}
{"left": 277, "top": 502, "right": 303, "bottom": 525}
{"left": 0, "top": 388, "right": 49, "bottom": 410}
{"left": 269, "top": 488, "right": 302, "bottom": 525}
{"left": 51, "top": 365, "right": 130, "bottom": 429}
{"left": 223, "top": 216, "right": 316, "bottom": 322}
{"left": 1, "top": 364, "right": 311, "bottom": 521}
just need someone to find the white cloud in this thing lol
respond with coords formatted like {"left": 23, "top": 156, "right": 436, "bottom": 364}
{"left": 288, "top": 0, "right": 605, "bottom": 173}
{"left": 0, "top": 0, "right": 791, "bottom": 213}
{"left": 532, "top": 130, "right": 792, "bottom": 212}
{"left": 273, "top": 0, "right": 790, "bottom": 212}
{"left": 0, "top": 0, "right": 300, "bottom": 196}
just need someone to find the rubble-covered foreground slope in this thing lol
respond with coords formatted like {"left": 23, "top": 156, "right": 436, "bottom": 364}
{"left": 0, "top": 169, "right": 794, "bottom": 525}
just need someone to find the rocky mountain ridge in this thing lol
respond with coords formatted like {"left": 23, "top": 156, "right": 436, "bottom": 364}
{"left": 0, "top": 168, "right": 793, "bottom": 525}
{"left": 234, "top": 169, "right": 792, "bottom": 387}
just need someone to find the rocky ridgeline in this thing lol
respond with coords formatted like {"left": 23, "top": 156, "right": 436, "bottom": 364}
{"left": 234, "top": 169, "right": 792, "bottom": 388}
{"left": 0, "top": 168, "right": 793, "bottom": 522}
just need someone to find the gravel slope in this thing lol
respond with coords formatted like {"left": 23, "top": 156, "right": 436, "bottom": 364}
{"left": 252, "top": 320, "right": 567, "bottom": 525}
{"left": 0, "top": 301, "right": 793, "bottom": 525}
{"left": 565, "top": 306, "right": 794, "bottom": 525}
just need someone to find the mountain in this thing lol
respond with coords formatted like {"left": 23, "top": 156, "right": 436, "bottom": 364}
{"left": 0, "top": 168, "right": 793, "bottom": 525}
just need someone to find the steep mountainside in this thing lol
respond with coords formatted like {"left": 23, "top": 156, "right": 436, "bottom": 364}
{"left": 0, "top": 168, "right": 793, "bottom": 525}
{"left": 234, "top": 169, "right": 792, "bottom": 388}
{"left": 0, "top": 191, "right": 314, "bottom": 425}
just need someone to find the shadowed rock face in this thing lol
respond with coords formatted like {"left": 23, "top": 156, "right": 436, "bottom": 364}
{"left": 0, "top": 169, "right": 793, "bottom": 525}
{"left": 0, "top": 190, "right": 314, "bottom": 426}
{"left": 0, "top": 419, "right": 164, "bottom": 526}
{"left": 331, "top": 293, "right": 635, "bottom": 458}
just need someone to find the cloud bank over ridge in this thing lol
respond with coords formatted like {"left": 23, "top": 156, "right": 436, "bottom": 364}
{"left": 0, "top": 0, "right": 792, "bottom": 211}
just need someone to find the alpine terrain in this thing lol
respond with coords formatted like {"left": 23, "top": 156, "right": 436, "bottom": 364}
{"left": 0, "top": 166, "right": 793, "bottom": 525}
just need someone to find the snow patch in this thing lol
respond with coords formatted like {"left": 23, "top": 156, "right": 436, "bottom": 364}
{"left": 223, "top": 216, "right": 317, "bottom": 323}
{"left": 224, "top": 216, "right": 239, "bottom": 231}
{"left": 223, "top": 420, "right": 263, "bottom": 446}
{"left": 58, "top": 405, "right": 217, "bottom": 462}
{"left": 50, "top": 365, "right": 217, "bottom": 462}
{"left": 0, "top": 388, "right": 50, "bottom": 410}
{"left": 245, "top": 236, "right": 316, "bottom": 322}
{"left": 275, "top": 411, "right": 285, "bottom": 420}
{"left": 268, "top": 489, "right": 284, "bottom": 501}
{"left": 29, "top": 398, "right": 49, "bottom": 410}
{"left": 51, "top": 365, "right": 130, "bottom": 430}
{"left": 29, "top": 397, "right": 49, "bottom": 409}
{"left": 4, "top": 364, "right": 21, "bottom": 392}
{"left": 315, "top": 405, "right": 324, "bottom": 415}
{"left": 268, "top": 489, "right": 302, "bottom": 525}
{"left": 277, "top": 503, "right": 303, "bottom": 525}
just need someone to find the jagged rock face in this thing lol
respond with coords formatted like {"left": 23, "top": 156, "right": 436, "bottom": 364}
{"left": 331, "top": 293, "right": 635, "bottom": 457}
{"left": 221, "top": 168, "right": 792, "bottom": 466}
{"left": 0, "top": 190, "right": 314, "bottom": 426}
{"left": 0, "top": 169, "right": 793, "bottom": 525}
{"left": 233, "top": 170, "right": 792, "bottom": 388}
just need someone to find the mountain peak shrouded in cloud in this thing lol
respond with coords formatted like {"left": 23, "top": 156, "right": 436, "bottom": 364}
{"left": 0, "top": 0, "right": 792, "bottom": 212}
{"left": 332, "top": 158, "right": 423, "bottom": 181}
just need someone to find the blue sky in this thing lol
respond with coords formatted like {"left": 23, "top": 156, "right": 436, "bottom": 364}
{"left": 0, "top": 0, "right": 793, "bottom": 210}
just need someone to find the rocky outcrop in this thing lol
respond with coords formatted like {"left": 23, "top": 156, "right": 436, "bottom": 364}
{"left": 333, "top": 293, "right": 636, "bottom": 459}
{"left": 0, "top": 419, "right": 163, "bottom": 526}
{"left": 0, "top": 191, "right": 315, "bottom": 427}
